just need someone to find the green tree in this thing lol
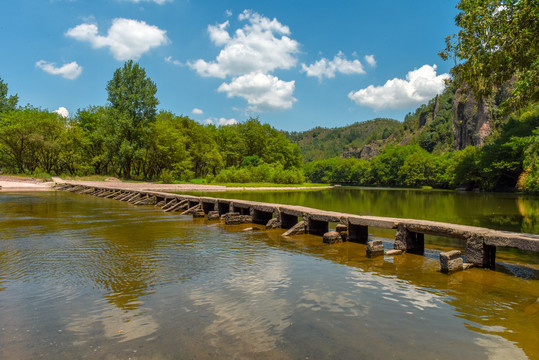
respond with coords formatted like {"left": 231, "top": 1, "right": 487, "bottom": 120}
{"left": 105, "top": 61, "right": 159, "bottom": 178}
{"left": 0, "top": 107, "right": 61, "bottom": 173}
{"left": 0, "top": 78, "right": 18, "bottom": 114}
{"left": 73, "top": 106, "right": 111, "bottom": 174}
{"left": 440, "top": 0, "right": 539, "bottom": 109}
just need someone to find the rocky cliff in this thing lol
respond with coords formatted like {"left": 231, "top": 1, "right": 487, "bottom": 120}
{"left": 452, "top": 89, "right": 492, "bottom": 150}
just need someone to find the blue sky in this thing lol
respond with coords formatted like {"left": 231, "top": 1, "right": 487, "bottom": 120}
{"left": 0, "top": 0, "right": 459, "bottom": 131}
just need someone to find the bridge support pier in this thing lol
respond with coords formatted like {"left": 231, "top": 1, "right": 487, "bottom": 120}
{"left": 217, "top": 202, "right": 231, "bottom": 215}
{"left": 280, "top": 213, "right": 298, "bottom": 229}
{"left": 232, "top": 204, "right": 250, "bottom": 215}
{"left": 201, "top": 201, "right": 217, "bottom": 214}
{"left": 394, "top": 224, "right": 424, "bottom": 254}
{"left": 306, "top": 217, "right": 329, "bottom": 236}
{"left": 251, "top": 208, "right": 274, "bottom": 225}
{"left": 348, "top": 223, "right": 368, "bottom": 243}
{"left": 465, "top": 235, "right": 496, "bottom": 268}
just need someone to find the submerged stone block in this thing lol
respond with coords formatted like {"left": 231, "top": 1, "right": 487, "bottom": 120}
{"left": 207, "top": 211, "right": 220, "bottom": 220}
{"left": 440, "top": 250, "right": 464, "bottom": 273}
{"left": 265, "top": 218, "right": 281, "bottom": 229}
{"left": 323, "top": 231, "right": 343, "bottom": 244}
{"left": 224, "top": 214, "right": 252, "bottom": 225}
{"left": 385, "top": 249, "right": 403, "bottom": 255}
{"left": 366, "top": 240, "right": 384, "bottom": 258}
{"left": 366, "top": 240, "right": 384, "bottom": 257}
{"left": 221, "top": 212, "right": 239, "bottom": 221}
{"left": 243, "top": 226, "right": 263, "bottom": 231}
{"left": 192, "top": 210, "right": 206, "bottom": 218}
{"left": 282, "top": 221, "right": 306, "bottom": 236}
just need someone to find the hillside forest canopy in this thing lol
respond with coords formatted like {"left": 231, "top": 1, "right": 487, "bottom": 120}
{"left": 0, "top": 0, "right": 537, "bottom": 192}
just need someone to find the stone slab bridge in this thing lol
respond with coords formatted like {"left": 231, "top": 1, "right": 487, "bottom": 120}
{"left": 54, "top": 184, "right": 539, "bottom": 273}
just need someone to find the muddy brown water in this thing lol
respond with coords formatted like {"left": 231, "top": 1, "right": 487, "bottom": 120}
{"left": 0, "top": 189, "right": 538, "bottom": 359}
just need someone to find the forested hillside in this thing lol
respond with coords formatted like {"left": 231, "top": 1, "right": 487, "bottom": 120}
{"left": 299, "top": 0, "right": 539, "bottom": 193}
{"left": 283, "top": 118, "right": 401, "bottom": 161}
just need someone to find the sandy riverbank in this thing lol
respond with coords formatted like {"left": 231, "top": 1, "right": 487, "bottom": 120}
{"left": 0, "top": 176, "right": 330, "bottom": 192}
{"left": 0, "top": 176, "right": 54, "bottom": 191}
{"left": 53, "top": 178, "right": 330, "bottom": 192}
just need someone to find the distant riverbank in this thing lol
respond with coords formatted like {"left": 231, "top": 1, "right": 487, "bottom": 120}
{"left": 14, "top": 176, "right": 329, "bottom": 193}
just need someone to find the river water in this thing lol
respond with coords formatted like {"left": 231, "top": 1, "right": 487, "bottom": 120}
{"left": 0, "top": 189, "right": 538, "bottom": 359}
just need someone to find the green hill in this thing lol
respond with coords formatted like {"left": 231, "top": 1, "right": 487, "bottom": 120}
{"left": 283, "top": 118, "right": 401, "bottom": 161}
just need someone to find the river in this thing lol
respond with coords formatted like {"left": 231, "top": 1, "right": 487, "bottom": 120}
{"left": 0, "top": 189, "right": 538, "bottom": 359}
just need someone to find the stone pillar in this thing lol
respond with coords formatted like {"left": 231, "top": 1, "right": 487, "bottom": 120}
{"left": 305, "top": 216, "right": 329, "bottom": 236}
{"left": 207, "top": 211, "right": 220, "bottom": 220}
{"left": 366, "top": 240, "right": 384, "bottom": 258}
{"left": 394, "top": 224, "right": 424, "bottom": 254}
{"left": 348, "top": 223, "right": 368, "bottom": 244}
{"left": 440, "top": 250, "right": 464, "bottom": 273}
{"left": 465, "top": 234, "right": 496, "bottom": 268}
{"left": 335, "top": 224, "right": 348, "bottom": 241}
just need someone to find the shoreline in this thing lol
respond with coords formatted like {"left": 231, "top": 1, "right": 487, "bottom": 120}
{"left": 0, "top": 176, "right": 331, "bottom": 193}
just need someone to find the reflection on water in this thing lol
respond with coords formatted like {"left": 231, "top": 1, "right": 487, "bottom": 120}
{"left": 0, "top": 192, "right": 538, "bottom": 359}
{"left": 191, "top": 187, "right": 539, "bottom": 234}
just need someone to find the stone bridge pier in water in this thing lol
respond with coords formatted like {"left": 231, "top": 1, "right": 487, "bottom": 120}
{"left": 55, "top": 184, "right": 539, "bottom": 274}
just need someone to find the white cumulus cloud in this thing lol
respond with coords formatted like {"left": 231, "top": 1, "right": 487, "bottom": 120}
{"left": 218, "top": 72, "right": 296, "bottom": 112}
{"left": 205, "top": 117, "right": 238, "bottom": 126}
{"left": 192, "top": 108, "right": 203, "bottom": 115}
{"left": 66, "top": 18, "right": 169, "bottom": 61}
{"left": 364, "top": 54, "right": 376, "bottom": 67}
{"left": 53, "top": 107, "right": 69, "bottom": 118}
{"left": 164, "top": 56, "right": 182, "bottom": 66}
{"left": 36, "top": 60, "right": 83, "bottom": 80}
{"left": 348, "top": 64, "right": 450, "bottom": 110}
{"left": 189, "top": 10, "right": 299, "bottom": 78}
{"left": 301, "top": 51, "right": 365, "bottom": 81}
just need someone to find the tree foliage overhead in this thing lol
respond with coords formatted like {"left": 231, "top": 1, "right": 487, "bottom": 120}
{"left": 440, "top": 0, "right": 539, "bottom": 108}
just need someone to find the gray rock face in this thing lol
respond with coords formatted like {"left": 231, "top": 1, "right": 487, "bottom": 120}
{"left": 440, "top": 250, "right": 464, "bottom": 273}
{"left": 452, "top": 88, "right": 492, "bottom": 150}
{"left": 323, "top": 231, "right": 342, "bottom": 244}
{"left": 366, "top": 240, "right": 384, "bottom": 258}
